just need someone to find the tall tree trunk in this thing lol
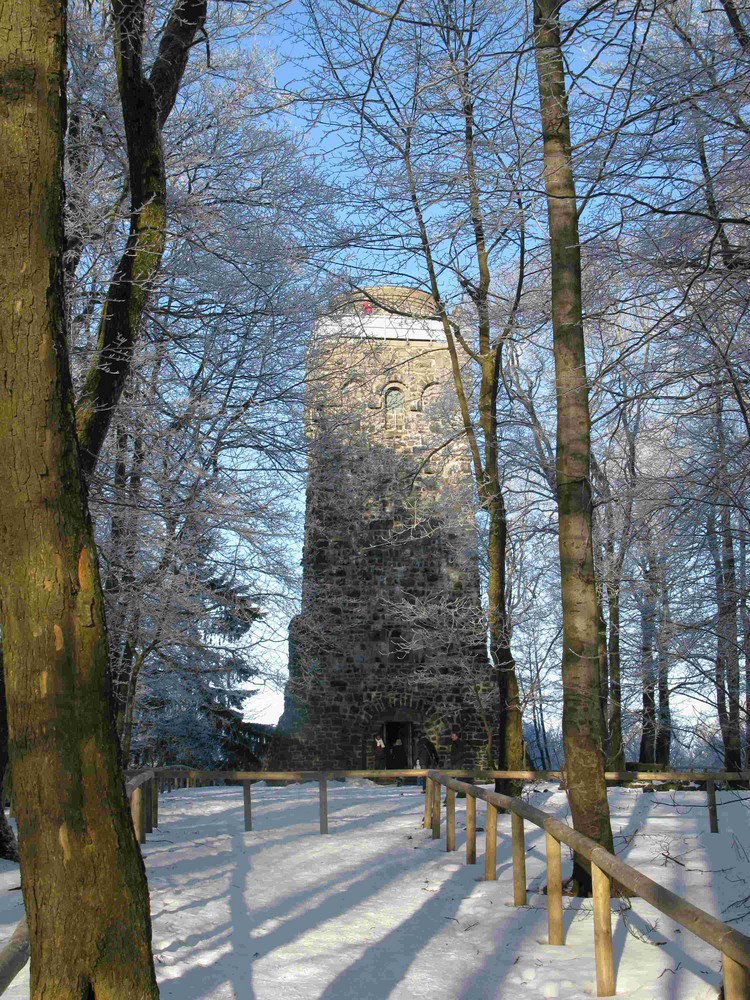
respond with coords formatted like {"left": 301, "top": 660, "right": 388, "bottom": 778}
{"left": 638, "top": 557, "right": 657, "bottom": 765}
{"left": 707, "top": 511, "right": 735, "bottom": 767}
{"left": 0, "top": 0, "right": 159, "bottom": 992}
{"left": 655, "top": 584, "right": 672, "bottom": 767}
{"left": 721, "top": 503, "right": 743, "bottom": 769}
{"left": 707, "top": 398, "right": 743, "bottom": 771}
{"left": 533, "top": 0, "right": 614, "bottom": 890}
{"left": 740, "top": 532, "right": 750, "bottom": 768}
{"left": 487, "top": 483, "right": 524, "bottom": 792}
{"left": 596, "top": 583, "right": 610, "bottom": 759}
{"left": 120, "top": 647, "right": 144, "bottom": 766}
{"left": 606, "top": 582, "right": 625, "bottom": 769}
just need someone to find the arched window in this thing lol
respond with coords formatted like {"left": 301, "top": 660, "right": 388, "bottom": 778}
{"left": 384, "top": 387, "right": 405, "bottom": 429}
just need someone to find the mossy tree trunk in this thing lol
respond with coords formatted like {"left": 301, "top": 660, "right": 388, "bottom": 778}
{"left": 532, "top": 0, "right": 614, "bottom": 890}
{"left": 0, "top": 0, "right": 159, "bottom": 992}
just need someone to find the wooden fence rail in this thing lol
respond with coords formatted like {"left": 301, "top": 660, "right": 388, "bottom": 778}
{"left": 426, "top": 770, "right": 750, "bottom": 1000}
{"left": 140, "top": 766, "right": 750, "bottom": 840}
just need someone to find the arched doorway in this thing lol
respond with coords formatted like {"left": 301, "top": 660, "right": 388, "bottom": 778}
{"left": 359, "top": 696, "right": 446, "bottom": 771}
{"left": 381, "top": 720, "right": 413, "bottom": 769}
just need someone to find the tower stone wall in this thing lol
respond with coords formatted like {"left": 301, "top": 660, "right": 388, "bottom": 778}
{"left": 271, "top": 287, "right": 499, "bottom": 770}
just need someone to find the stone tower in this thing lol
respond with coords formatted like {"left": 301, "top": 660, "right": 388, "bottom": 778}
{"left": 273, "top": 287, "right": 498, "bottom": 770}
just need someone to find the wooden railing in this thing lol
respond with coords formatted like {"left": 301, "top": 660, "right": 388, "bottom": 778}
{"left": 425, "top": 770, "right": 750, "bottom": 1000}
{"left": 0, "top": 766, "right": 747, "bottom": 995}
{"left": 133, "top": 766, "right": 750, "bottom": 840}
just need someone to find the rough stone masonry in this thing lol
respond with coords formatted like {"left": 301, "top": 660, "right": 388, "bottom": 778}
{"left": 270, "top": 287, "right": 500, "bottom": 771}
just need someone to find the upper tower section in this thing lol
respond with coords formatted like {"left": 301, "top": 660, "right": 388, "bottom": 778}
{"left": 306, "top": 286, "right": 458, "bottom": 451}
{"left": 317, "top": 285, "right": 444, "bottom": 343}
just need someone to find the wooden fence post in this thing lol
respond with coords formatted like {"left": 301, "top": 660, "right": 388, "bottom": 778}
{"left": 446, "top": 787, "right": 456, "bottom": 852}
{"left": 152, "top": 776, "right": 159, "bottom": 829}
{"left": 484, "top": 802, "right": 498, "bottom": 881}
{"left": 546, "top": 832, "right": 563, "bottom": 945}
{"left": 131, "top": 786, "right": 146, "bottom": 845}
{"left": 707, "top": 779, "right": 719, "bottom": 833}
{"left": 512, "top": 812, "right": 527, "bottom": 906}
{"left": 424, "top": 778, "right": 433, "bottom": 829}
{"left": 465, "top": 794, "right": 476, "bottom": 864}
{"left": 592, "top": 861, "right": 615, "bottom": 996}
{"left": 319, "top": 775, "right": 329, "bottom": 835}
{"left": 431, "top": 780, "right": 441, "bottom": 839}
{"left": 722, "top": 952, "right": 750, "bottom": 1000}
{"left": 144, "top": 778, "right": 153, "bottom": 834}
{"left": 243, "top": 780, "right": 252, "bottom": 832}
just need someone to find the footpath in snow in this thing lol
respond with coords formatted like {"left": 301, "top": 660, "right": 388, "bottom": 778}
{"left": 0, "top": 780, "right": 748, "bottom": 998}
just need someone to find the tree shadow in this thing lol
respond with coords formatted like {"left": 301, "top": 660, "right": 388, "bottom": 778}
{"left": 149, "top": 783, "right": 727, "bottom": 999}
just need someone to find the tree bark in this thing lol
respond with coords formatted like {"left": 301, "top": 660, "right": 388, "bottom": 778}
{"left": 532, "top": 0, "right": 614, "bottom": 891}
{"left": 0, "top": 0, "right": 159, "bottom": 992}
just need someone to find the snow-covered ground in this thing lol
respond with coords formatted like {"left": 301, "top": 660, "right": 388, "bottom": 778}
{"left": 1, "top": 781, "right": 749, "bottom": 998}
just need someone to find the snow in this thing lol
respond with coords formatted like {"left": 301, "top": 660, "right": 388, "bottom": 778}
{"left": 1, "top": 782, "right": 749, "bottom": 998}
